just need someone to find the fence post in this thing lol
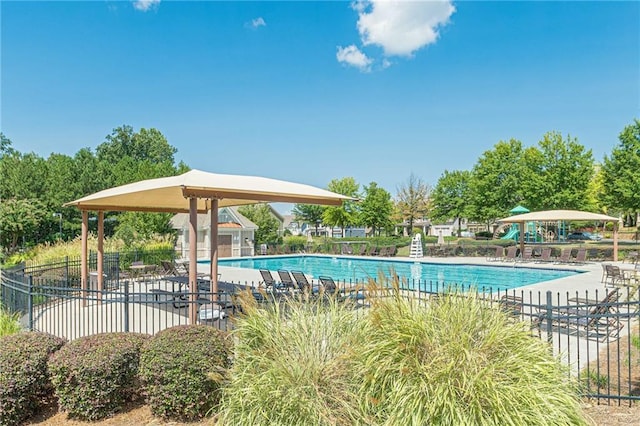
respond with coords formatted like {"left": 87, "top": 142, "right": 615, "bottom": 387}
{"left": 123, "top": 281, "right": 129, "bottom": 333}
{"left": 27, "top": 275, "right": 34, "bottom": 331}
{"left": 545, "top": 290, "right": 553, "bottom": 344}
{"left": 64, "top": 256, "right": 69, "bottom": 285}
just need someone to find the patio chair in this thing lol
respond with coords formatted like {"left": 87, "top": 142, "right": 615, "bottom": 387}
{"left": 367, "top": 246, "right": 379, "bottom": 256}
{"left": 277, "top": 270, "right": 296, "bottom": 290}
{"left": 604, "top": 265, "right": 629, "bottom": 288}
{"left": 160, "top": 259, "right": 185, "bottom": 277}
{"left": 486, "top": 246, "right": 503, "bottom": 262}
{"left": 534, "top": 289, "right": 623, "bottom": 340}
{"left": 341, "top": 244, "right": 354, "bottom": 255}
{"left": 357, "top": 244, "right": 367, "bottom": 256}
{"left": 499, "top": 294, "right": 523, "bottom": 317}
{"left": 502, "top": 246, "right": 518, "bottom": 262}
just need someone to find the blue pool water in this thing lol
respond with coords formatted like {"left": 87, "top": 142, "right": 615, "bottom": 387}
{"left": 215, "top": 255, "right": 580, "bottom": 292}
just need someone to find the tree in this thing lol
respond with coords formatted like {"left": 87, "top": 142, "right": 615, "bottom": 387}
{"left": 0, "top": 198, "right": 47, "bottom": 254}
{"left": 292, "top": 204, "right": 325, "bottom": 235}
{"left": 238, "top": 204, "right": 281, "bottom": 246}
{"left": 430, "top": 170, "right": 471, "bottom": 236}
{"left": 322, "top": 177, "right": 360, "bottom": 237}
{"left": 360, "top": 182, "right": 393, "bottom": 236}
{"left": 601, "top": 119, "right": 640, "bottom": 226}
{"left": 522, "top": 132, "right": 594, "bottom": 211}
{"left": 395, "top": 173, "right": 430, "bottom": 235}
{"left": 468, "top": 139, "right": 526, "bottom": 224}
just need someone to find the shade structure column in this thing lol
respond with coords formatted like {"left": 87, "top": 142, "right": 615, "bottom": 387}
{"left": 188, "top": 197, "right": 198, "bottom": 325}
{"left": 613, "top": 221, "right": 619, "bottom": 262}
{"left": 97, "top": 211, "right": 104, "bottom": 303}
{"left": 81, "top": 211, "right": 88, "bottom": 307}
{"left": 210, "top": 198, "right": 219, "bottom": 301}
{"left": 518, "top": 222, "right": 525, "bottom": 256}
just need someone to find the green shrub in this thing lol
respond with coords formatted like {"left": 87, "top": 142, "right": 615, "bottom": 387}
{"left": 0, "top": 331, "right": 65, "bottom": 426}
{"left": 139, "top": 325, "right": 231, "bottom": 421}
{"left": 219, "top": 295, "right": 364, "bottom": 426}
{"left": 283, "top": 235, "right": 307, "bottom": 252}
{"left": 48, "top": 332, "right": 149, "bottom": 421}
{"left": 354, "top": 285, "right": 588, "bottom": 425}
{"left": 0, "top": 304, "right": 21, "bottom": 337}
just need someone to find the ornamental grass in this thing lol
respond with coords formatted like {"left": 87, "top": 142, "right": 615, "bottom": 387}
{"left": 219, "top": 291, "right": 365, "bottom": 426}
{"left": 354, "top": 281, "right": 589, "bottom": 425}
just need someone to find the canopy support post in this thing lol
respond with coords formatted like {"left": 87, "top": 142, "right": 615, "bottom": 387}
{"left": 210, "top": 198, "right": 219, "bottom": 301}
{"left": 188, "top": 197, "right": 198, "bottom": 325}
{"left": 613, "top": 221, "right": 619, "bottom": 262}
{"left": 81, "top": 211, "right": 88, "bottom": 307}
{"left": 97, "top": 211, "right": 104, "bottom": 304}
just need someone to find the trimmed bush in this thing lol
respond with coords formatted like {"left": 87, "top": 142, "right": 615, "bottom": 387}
{"left": 139, "top": 325, "right": 231, "bottom": 421}
{"left": 220, "top": 295, "right": 364, "bottom": 426}
{"left": 48, "top": 332, "right": 149, "bottom": 420}
{"left": 354, "top": 284, "right": 589, "bottom": 425}
{"left": 0, "top": 331, "right": 65, "bottom": 426}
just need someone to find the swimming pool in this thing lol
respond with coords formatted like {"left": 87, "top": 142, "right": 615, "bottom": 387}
{"left": 215, "top": 255, "right": 580, "bottom": 292}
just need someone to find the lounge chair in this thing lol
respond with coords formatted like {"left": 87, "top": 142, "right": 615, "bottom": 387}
{"left": 535, "top": 247, "right": 553, "bottom": 263}
{"left": 555, "top": 248, "right": 572, "bottom": 264}
{"left": 277, "top": 270, "right": 296, "bottom": 290}
{"left": 534, "top": 289, "right": 623, "bottom": 340}
{"left": 318, "top": 276, "right": 366, "bottom": 303}
{"left": 486, "top": 246, "right": 503, "bottom": 262}
{"left": 357, "top": 245, "right": 367, "bottom": 256}
{"left": 341, "top": 244, "right": 354, "bottom": 255}
{"left": 367, "top": 246, "right": 379, "bottom": 256}
{"left": 291, "top": 270, "right": 323, "bottom": 294}
{"left": 502, "top": 246, "right": 518, "bottom": 262}
{"left": 518, "top": 246, "right": 534, "bottom": 262}
{"left": 499, "top": 294, "right": 523, "bottom": 317}
{"left": 259, "top": 269, "right": 278, "bottom": 290}
{"left": 160, "top": 260, "right": 185, "bottom": 277}
{"left": 572, "top": 248, "right": 587, "bottom": 264}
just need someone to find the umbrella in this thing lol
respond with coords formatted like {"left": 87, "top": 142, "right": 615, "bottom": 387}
{"left": 65, "top": 169, "right": 352, "bottom": 323}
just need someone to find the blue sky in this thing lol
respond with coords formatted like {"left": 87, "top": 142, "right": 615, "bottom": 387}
{"left": 2, "top": 1, "right": 638, "bottom": 213}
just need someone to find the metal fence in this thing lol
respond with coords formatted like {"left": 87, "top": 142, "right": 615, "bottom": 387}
{"left": 2, "top": 258, "right": 639, "bottom": 404}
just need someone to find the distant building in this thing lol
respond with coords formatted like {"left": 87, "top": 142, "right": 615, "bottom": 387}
{"left": 170, "top": 206, "right": 257, "bottom": 259}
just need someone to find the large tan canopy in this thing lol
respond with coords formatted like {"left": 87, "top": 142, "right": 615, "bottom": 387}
{"left": 64, "top": 169, "right": 350, "bottom": 212}
{"left": 498, "top": 209, "right": 619, "bottom": 224}
{"left": 65, "top": 169, "right": 352, "bottom": 324}
{"left": 498, "top": 209, "right": 621, "bottom": 262}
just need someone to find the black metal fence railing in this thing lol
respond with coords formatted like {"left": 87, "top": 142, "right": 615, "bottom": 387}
{"left": 2, "top": 259, "right": 639, "bottom": 404}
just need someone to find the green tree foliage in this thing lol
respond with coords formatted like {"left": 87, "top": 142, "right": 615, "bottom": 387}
{"left": 522, "top": 132, "right": 594, "bottom": 210}
{"left": 0, "top": 126, "right": 185, "bottom": 251}
{"left": 238, "top": 204, "right": 281, "bottom": 245}
{"left": 360, "top": 182, "right": 393, "bottom": 236}
{"left": 601, "top": 119, "right": 640, "bottom": 225}
{"left": 395, "top": 173, "right": 430, "bottom": 234}
{"left": 430, "top": 170, "right": 471, "bottom": 236}
{"left": 322, "top": 177, "right": 360, "bottom": 237}
{"left": 468, "top": 139, "right": 526, "bottom": 223}
{"left": 0, "top": 199, "right": 47, "bottom": 253}
{"left": 292, "top": 204, "right": 325, "bottom": 235}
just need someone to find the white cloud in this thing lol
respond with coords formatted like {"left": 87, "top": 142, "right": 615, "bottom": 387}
{"left": 355, "top": 0, "right": 455, "bottom": 57}
{"left": 251, "top": 17, "right": 266, "bottom": 28}
{"left": 336, "top": 45, "right": 373, "bottom": 71}
{"left": 132, "top": 0, "right": 160, "bottom": 12}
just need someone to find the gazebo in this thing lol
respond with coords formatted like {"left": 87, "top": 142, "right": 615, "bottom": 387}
{"left": 64, "top": 169, "right": 352, "bottom": 324}
{"left": 498, "top": 209, "right": 621, "bottom": 261}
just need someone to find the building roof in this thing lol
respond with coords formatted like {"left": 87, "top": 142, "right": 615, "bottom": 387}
{"left": 169, "top": 206, "right": 258, "bottom": 230}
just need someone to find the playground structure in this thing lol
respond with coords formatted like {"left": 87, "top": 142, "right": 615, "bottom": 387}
{"left": 500, "top": 221, "right": 568, "bottom": 243}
